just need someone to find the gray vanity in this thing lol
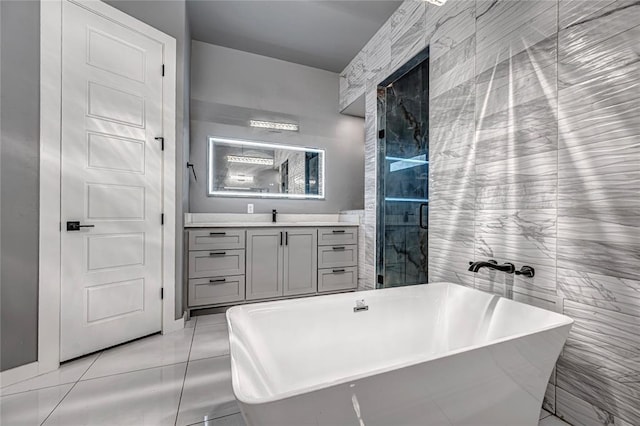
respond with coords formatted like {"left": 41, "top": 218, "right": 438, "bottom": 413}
{"left": 185, "top": 223, "right": 359, "bottom": 313}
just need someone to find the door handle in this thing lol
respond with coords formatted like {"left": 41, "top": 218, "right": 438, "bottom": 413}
{"left": 332, "top": 246, "right": 346, "bottom": 251}
{"left": 419, "top": 203, "right": 428, "bottom": 229}
{"left": 209, "top": 252, "right": 226, "bottom": 256}
{"left": 66, "top": 221, "right": 95, "bottom": 231}
{"left": 280, "top": 231, "right": 283, "bottom": 246}
{"left": 285, "top": 231, "right": 288, "bottom": 246}
{"left": 209, "top": 278, "right": 226, "bottom": 284}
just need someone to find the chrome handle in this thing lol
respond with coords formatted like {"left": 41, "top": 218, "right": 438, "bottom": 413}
{"left": 209, "top": 278, "right": 226, "bottom": 284}
{"left": 332, "top": 246, "right": 346, "bottom": 251}
{"left": 209, "top": 232, "right": 226, "bottom": 236}
{"left": 332, "top": 269, "right": 346, "bottom": 273}
{"left": 332, "top": 230, "right": 345, "bottom": 233}
{"left": 209, "top": 252, "right": 226, "bottom": 256}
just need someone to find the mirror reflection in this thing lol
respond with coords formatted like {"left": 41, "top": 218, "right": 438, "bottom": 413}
{"left": 208, "top": 137, "right": 325, "bottom": 199}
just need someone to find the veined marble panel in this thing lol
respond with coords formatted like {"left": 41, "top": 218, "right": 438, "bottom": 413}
{"left": 476, "top": 5, "right": 558, "bottom": 75}
{"left": 389, "top": 0, "right": 427, "bottom": 73}
{"left": 559, "top": 0, "right": 640, "bottom": 62}
{"left": 476, "top": 96, "right": 558, "bottom": 163}
{"left": 429, "top": 209, "right": 475, "bottom": 246}
{"left": 557, "top": 300, "right": 640, "bottom": 424}
{"left": 558, "top": 137, "right": 640, "bottom": 178}
{"left": 559, "top": 0, "right": 618, "bottom": 29}
{"left": 559, "top": 24, "right": 640, "bottom": 89}
{"left": 426, "top": 0, "right": 476, "bottom": 62}
{"left": 364, "top": 21, "right": 392, "bottom": 87}
{"left": 513, "top": 289, "right": 561, "bottom": 312}
{"left": 475, "top": 179, "right": 557, "bottom": 210}
{"left": 475, "top": 150, "right": 557, "bottom": 187}
{"left": 558, "top": 238, "right": 640, "bottom": 282}
{"left": 558, "top": 211, "right": 640, "bottom": 245}
{"left": 475, "top": 36, "right": 557, "bottom": 88}
{"left": 557, "top": 268, "right": 640, "bottom": 317}
{"left": 476, "top": 0, "right": 556, "bottom": 50}
{"left": 430, "top": 57, "right": 475, "bottom": 100}
{"left": 558, "top": 173, "right": 640, "bottom": 214}
{"left": 339, "top": 51, "right": 366, "bottom": 111}
{"left": 429, "top": 243, "right": 475, "bottom": 287}
{"left": 556, "top": 386, "right": 617, "bottom": 426}
{"left": 476, "top": 65, "right": 557, "bottom": 120}
{"left": 431, "top": 35, "right": 475, "bottom": 81}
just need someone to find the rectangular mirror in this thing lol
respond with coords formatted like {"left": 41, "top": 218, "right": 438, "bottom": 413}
{"left": 208, "top": 137, "right": 325, "bottom": 199}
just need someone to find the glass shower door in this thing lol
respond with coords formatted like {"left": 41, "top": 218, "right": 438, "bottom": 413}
{"left": 377, "top": 55, "right": 429, "bottom": 288}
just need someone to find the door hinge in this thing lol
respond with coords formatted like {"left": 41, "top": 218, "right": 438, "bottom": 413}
{"left": 161, "top": 288, "right": 164, "bottom": 299}
{"left": 155, "top": 137, "right": 164, "bottom": 151}
{"left": 162, "top": 64, "right": 165, "bottom": 76}
{"left": 378, "top": 129, "right": 385, "bottom": 139}
{"left": 161, "top": 213, "right": 164, "bottom": 225}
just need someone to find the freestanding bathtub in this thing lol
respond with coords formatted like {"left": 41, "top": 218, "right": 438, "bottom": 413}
{"left": 226, "top": 282, "right": 573, "bottom": 426}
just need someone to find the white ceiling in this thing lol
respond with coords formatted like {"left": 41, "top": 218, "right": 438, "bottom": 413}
{"left": 187, "top": 0, "right": 402, "bottom": 73}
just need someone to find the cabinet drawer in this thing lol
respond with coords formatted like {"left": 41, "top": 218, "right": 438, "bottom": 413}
{"left": 318, "top": 267, "right": 357, "bottom": 292}
{"left": 318, "top": 227, "right": 357, "bottom": 246}
{"left": 189, "top": 249, "right": 245, "bottom": 278}
{"left": 318, "top": 245, "right": 357, "bottom": 268}
{"left": 189, "top": 229, "right": 245, "bottom": 251}
{"left": 189, "top": 275, "right": 245, "bottom": 306}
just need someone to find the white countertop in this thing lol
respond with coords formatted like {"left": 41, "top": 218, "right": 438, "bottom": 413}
{"left": 184, "top": 212, "right": 361, "bottom": 228}
{"left": 185, "top": 222, "right": 358, "bottom": 228}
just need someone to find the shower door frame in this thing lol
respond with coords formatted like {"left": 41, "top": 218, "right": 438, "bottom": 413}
{"left": 376, "top": 47, "right": 430, "bottom": 289}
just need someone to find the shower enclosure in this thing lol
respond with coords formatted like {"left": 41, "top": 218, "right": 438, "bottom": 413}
{"left": 377, "top": 50, "right": 429, "bottom": 288}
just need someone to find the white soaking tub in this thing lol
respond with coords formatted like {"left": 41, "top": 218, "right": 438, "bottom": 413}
{"left": 226, "top": 282, "right": 573, "bottom": 426}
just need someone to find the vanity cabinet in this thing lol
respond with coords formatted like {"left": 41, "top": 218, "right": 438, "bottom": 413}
{"left": 246, "top": 228, "right": 317, "bottom": 300}
{"left": 186, "top": 225, "right": 357, "bottom": 312}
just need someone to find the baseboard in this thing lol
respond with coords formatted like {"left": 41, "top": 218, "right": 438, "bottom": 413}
{"left": 0, "top": 361, "right": 39, "bottom": 388}
{"left": 162, "top": 316, "right": 185, "bottom": 335}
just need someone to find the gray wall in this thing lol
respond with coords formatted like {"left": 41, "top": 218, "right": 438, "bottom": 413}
{"left": 1, "top": 0, "right": 41, "bottom": 372}
{"left": 189, "top": 41, "right": 365, "bottom": 214}
{"left": 341, "top": 0, "right": 640, "bottom": 425}
{"left": 0, "top": 0, "right": 191, "bottom": 372}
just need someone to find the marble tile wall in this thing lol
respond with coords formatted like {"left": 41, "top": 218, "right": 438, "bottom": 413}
{"left": 340, "top": 0, "right": 640, "bottom": 424}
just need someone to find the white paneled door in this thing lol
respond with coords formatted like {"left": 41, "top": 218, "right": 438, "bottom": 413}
{"left": 60, "top": 1, "right": 164, "bottom": 361}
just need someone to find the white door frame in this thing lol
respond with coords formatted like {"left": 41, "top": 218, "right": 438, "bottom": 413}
{"left": 37, "top": 0, "right": 180, "bottom": 376}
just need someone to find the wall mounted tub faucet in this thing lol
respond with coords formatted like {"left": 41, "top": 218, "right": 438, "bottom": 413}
{"left": 468, "top": 260, "right": 515, "bottom": 274}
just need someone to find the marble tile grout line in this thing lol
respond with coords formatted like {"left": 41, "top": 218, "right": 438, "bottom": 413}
{"left": 174, "top": 318, "right": 198, "bottom": 426}
{"left": 39, "top": 350, "right": 103, "bottom": 426}
{"left": 554, "top": 0, "right": 560, "bottom": 415}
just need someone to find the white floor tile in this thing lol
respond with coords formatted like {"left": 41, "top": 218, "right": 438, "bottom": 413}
{"left": 189, "top": 324, "right": 230, "bottom": 361}
{"left": 1, "top": 353, "right": 99, "bottom": 396}
{"left": 83, "top": 328, "right": 194, "bottom": 380}
{"left": 195, "top": 313, "right": 227, "bottom": 328}
{"left": 539, "top": 414, "right": 572, "bottom": 426}
{"left": 43, "top": 363, "right": 187, "bottom": 426}
{"left": 189, "top": 413, "right": 246, "bottom": 426}
{"left": 176, "top": 356, "right": 239, "bottom": 426}
{"left": 185, "top": 317, "right": 197, "bottom": 329}
{"left": 540, "top": 409, "right": 552, "bottom": 420}
{"left": 0, "top": 383, "right": 73, "bottom": 426}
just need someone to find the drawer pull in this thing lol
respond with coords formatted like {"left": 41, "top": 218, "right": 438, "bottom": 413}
{"left": 332, "top": 230, "right": 346, "bottom": 234}
{"left": 209, "top": 251, "right": 226, "bottom": 256}
{"left": 209, "top": 278, "right": 226, "bottom": 283}
{"left": 209, "top": 232, "right": 226, "bottom": 236}
{"left": 332, "top": 269, "right": 346, "bottom": 273}
{"left": 332, "top": 246, "right": 346, "bottom": 251}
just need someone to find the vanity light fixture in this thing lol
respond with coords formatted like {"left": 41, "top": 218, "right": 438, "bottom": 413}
{"left": 226, "top": 155, "right": 274, "bottom": 166}
{"left": 423, "top": 0, "right": 447, "bottom": 5}
{"left": 249, "top": 120, "right": 299, "bottom": 132}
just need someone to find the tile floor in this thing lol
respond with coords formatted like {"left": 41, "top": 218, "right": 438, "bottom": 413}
{"left": 1, "top": 313, "right": 572, "bottom": 426}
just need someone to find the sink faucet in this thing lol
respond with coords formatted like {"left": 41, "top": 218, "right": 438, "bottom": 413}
{"left": 468, "top": 260, "right": 515, "bottom": 274}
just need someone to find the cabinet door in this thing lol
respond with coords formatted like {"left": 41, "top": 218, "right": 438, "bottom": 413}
{"left": 283, "top": 228, "right": 318, "bottom": 296}
{"left": 246, "top": 229, "right": 283, "bottom": 300}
